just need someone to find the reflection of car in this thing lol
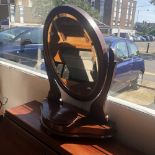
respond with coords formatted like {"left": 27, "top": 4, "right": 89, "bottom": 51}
{"left": 0, "top": 26, "right": 43, "bottom": 66}
{"left": 133, "top": 35, "right": 146, "bottom": 42}
{"left": 142, "top": 35, "right": 154, "bottom": 41}
{"left": 0, "top": 27, "right": 34, "bottom": 44}
{"left": 105, "top": 36, "right": 145, "bottom": 93}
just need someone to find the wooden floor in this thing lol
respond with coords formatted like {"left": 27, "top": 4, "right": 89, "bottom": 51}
{"left": 0, "top": 101, "right": 144, "bottom": 155}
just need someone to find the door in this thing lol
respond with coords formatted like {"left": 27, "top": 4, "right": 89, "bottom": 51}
{"left": 127, "top": 40, "right": 144, "bottom": 80}
{"left": 111, "top": 40, "right": 133, "bottom": 92}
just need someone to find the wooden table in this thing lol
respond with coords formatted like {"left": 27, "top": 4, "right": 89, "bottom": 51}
{"left": 0, "top": 101, "right": 143, "bottom": 155}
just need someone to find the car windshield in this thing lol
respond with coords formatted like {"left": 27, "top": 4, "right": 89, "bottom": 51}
{"left": 0, "top": 27, "right": 31, "bottom": 44}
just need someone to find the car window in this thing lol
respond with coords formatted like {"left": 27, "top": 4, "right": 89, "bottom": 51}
{"left": 114, "top": 41, "right": 128, "bottom": 59}
{"left": 127, "top": 41, "right": 139, "bottom": 56}
{"left": 0, "top": 32, "right": 15, "bottom": 44}
{"left": 9, "top": 27, "right": 28, "bottom": 37}
{"left": 14, "top": 28, "right": 43, "bottom": 45}
{"left": 1, "top": 27, "right": 29, "bottom": 40}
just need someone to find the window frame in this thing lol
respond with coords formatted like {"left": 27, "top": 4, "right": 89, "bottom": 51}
{"left": 112, "top": 39, "right": 130, "bottom": 60}
{"left": 126, "top": 40, "right": 139, "bottom": 57}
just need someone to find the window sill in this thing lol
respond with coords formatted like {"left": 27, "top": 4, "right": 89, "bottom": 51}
{"left": 107, "top": 96, "right": 155, "bottom": 117}
{"left": 0, "top": 58, "right": 47, "bottom": 80}
{"left": 0, "top": 58, "right": 154, "bottom": 117}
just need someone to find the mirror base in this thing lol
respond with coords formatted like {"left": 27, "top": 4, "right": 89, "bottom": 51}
{"left": 40, "top": 101, "right": 114, "bottom": 139}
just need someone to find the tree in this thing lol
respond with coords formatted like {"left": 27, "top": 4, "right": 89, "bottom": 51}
{"left": 136, "top": 22, "right": 155, "bottom": 35}
{"left": 32, "top": 0, "right": 100, "bottom": 23}
{"left": 150, "top": 0, "right": 155, "bottom": 5}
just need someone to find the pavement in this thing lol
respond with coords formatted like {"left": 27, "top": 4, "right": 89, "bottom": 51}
{"left": 114, "top": 80, "right": 155, "bottom": 107}
{"left": 136, "top": 41, "right": 155, "bottom": 54}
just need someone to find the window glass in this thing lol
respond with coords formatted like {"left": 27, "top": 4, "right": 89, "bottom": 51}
{"left": 14, "top": 28, "right": 43, "bottom": 44}
{"left": 1, "top": 0, "right": 7, "bottom": 4}
{"left": 114, "top": 41, "right": 128, "bottom": 59}
{"left": 127, "top": 41, "right": 139, "bottom": 56}
{"left": 0, "top": 27, "right": 30, "bottom": 43}
{"left": 0, "top": 0, "right": 154, "bottom": 112}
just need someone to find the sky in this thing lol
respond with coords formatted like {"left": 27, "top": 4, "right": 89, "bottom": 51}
{"left": 135, "top": 0, "right": 155, "bottom": 23}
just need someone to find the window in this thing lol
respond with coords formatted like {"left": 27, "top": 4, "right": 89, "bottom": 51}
{"left": 91, "top": 0, "right": 95, "bottom": 8}
{"left": 127, "top": 41, "right": 139, "bottom": 56}
{"left": 10, "top": 0, "right": 15, "bottom": 4}
{"left": 113, "top": 11, "right": 116, "bottom": 18}
{"left": 1, "top": 0, "right": 7, "bottom": 4}
{"left": 117, "top": 22, "right": 120, "bottom": 26}
{"left": 28, "top": 0, "right": 32, "bottom": 7}
{"left": 0, "top": 27, "right": 31, "bottom": 44}
{"left": 18, "top": 0, "right": 22, "bottom": 5}
{"left": 0, "top": 0, "right": 154, "bottom": 114}
{"left": 114, "top": 41, "right": 128, "bottom": 59}
{"left": 14, "top": 28, "right": 43, "bottom": 44}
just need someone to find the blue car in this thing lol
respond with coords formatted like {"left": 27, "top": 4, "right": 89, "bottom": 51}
{"left": 0, "top": 27, "right": 144, "bottom": 93}
{"left": 0, "top": 26, "right": 43, "bottom": 66}
{"left": 105, "top": 36, "right": 145, "bottom": 92}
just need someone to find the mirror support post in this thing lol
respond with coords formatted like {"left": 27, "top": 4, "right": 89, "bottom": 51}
{"left": 90, "top": 50, "right": 116, "bottom": 123}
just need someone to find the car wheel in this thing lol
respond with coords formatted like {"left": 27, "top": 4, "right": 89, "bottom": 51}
{"left": 131, "top": 71, "right": 143, "bottom": 90}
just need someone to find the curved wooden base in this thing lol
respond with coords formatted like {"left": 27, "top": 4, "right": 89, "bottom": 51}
{"left": 40, "top": 101, "right": 114, "bottom": 139}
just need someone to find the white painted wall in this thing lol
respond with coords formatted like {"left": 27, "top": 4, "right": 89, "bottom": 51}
{"left": 0, "top": 62, "right": 49, "bottom": 109}
{"left": 105, "top": 97, "right": 155, "bottom": 155}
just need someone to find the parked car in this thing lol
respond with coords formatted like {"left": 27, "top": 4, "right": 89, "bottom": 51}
{"left": 0, "top": 26, "right": 43, "bottom": 66}
{"left": 142, "top": 35, "right": 153, "bottom": 41}
{"left": 148, "top": 35, "right": 154, "bottom": 41}
{"left": 133, "top": 35, "right": 146, "bottom": 42}
{"left": 105, "top": 36, "right": 145, "bottom": 93}
{"left": 0, "top": 27, "right": 145, "bottom": 94}
{"left": 0, "top": 27, "right": 35, "bottom": 44}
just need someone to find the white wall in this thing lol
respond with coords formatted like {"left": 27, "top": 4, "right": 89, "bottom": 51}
{"left": 105, "top": 98, "right": 155, "bottom": 155}
{"left": 0, "top": 62, "right": 49, "bottom": 109}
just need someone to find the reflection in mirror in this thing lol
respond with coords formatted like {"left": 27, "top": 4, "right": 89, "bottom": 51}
{"left": 48, "top": 13, "right": 98, "bottom": 97}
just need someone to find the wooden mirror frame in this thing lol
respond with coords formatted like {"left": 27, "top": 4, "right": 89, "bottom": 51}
{"left": 41, "top": 5, "right": 116, "bottom": 139}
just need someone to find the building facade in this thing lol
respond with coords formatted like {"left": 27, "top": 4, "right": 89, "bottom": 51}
{"left": 88, "top": 0, "right": 137, "bottom": 34}
{"left": 8, "top": 0, "right": 41, "bottom": 25}
{"left": 0, "top": 0, "right": 10, "bottom": 21}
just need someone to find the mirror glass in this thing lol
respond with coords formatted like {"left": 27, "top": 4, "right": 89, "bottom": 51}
{"left": 48, "top": 13, "right": 99, "bottom": 97}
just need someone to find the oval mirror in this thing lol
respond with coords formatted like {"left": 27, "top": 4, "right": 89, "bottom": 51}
{"left": 43, "top": 5, "right": 108, "bottom": 101}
